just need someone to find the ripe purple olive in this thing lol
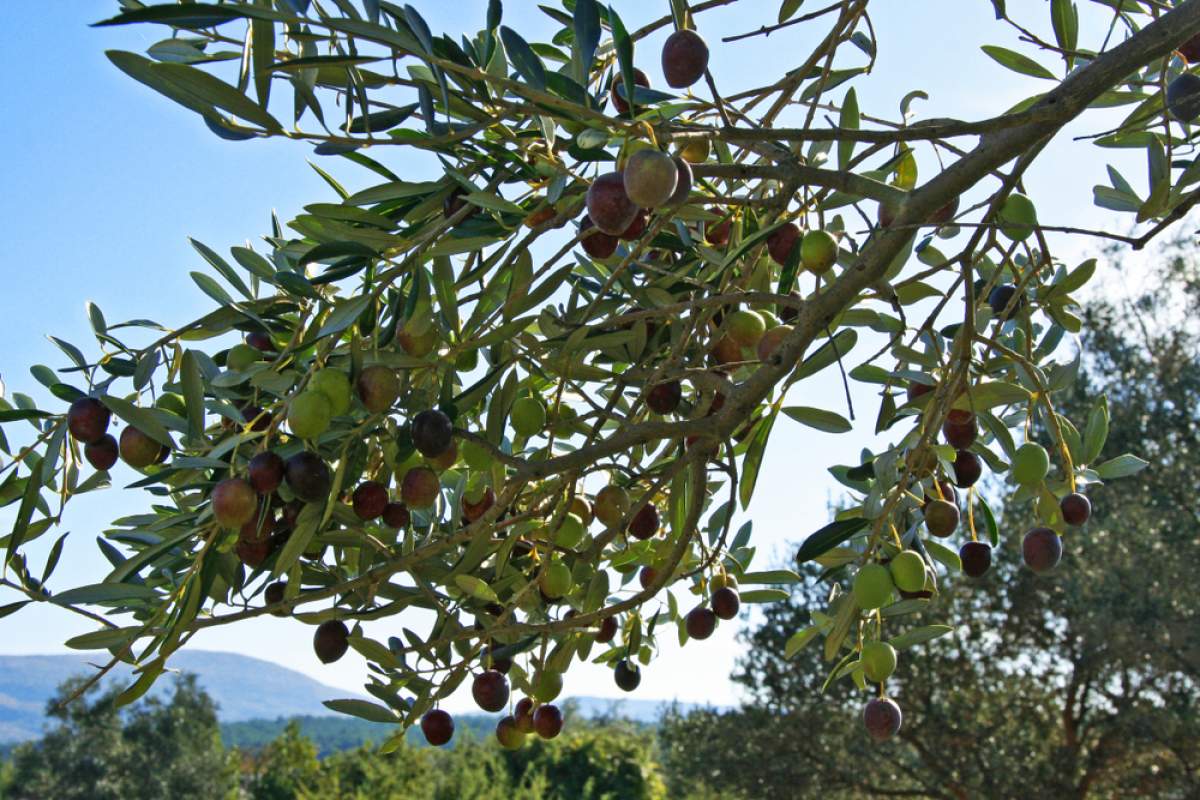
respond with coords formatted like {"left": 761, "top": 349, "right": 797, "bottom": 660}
{"left": 595, "top": 615, "right": 618, "bottom": 643}
{"left": 533, "top": 703, "right": 563, "bottom": 739}
{"left": 84, "top": 434, "right": 119, "bottom": 471}
{"left": 959, "top": 541, "right": 992, "bottom": 578}
{"left": 1023, "top": 527, "right": 1062, "bottom": 573}
{"left": 952, "top": 450, "right": 983, "bottom": 488}
{"left": 767, "top": 221, "right": 802, "bottom": 266}
{"left": 351, "top": 481, "right": 389, "bottom": 520}
{"left": 381, "top": 502, "right": 411, "bottom": 529}
{"left": 285, "top": 451, "right": 332, "bottom": 504}
{"left": 646, "top": 381, "right": 682, "bottom": 415}
{"left": 247, "top": 452, "right": 285, "bottom": 495}
{"left": 313, "top": 619, "right": 349, "bottom": 664}
{"left": 421, "top": 709, "right": 455, "bottom": 746}
{"left": 586, "top": 172, "right": 639, "bottom": 236}
{"left": 461, "top": 486, "right": 496, "bottom": 523}
{"left": 471, "top": 669, "right": 510, "bottom": 713}
{"left": 1060, "top": 492, "right": 1091, "bottom": 526}
{"left": 712, "top": 586, "right": 740, "bottom": 620}
{"left": 580, "top": 215, "right": 619, "bottom": 259}
{"left": 661, "top": 29, "right": 710, "bottom": 88}
{"left": 411, "top": 409, "right": 454, "bottom": 458}
{"left": 514, "top": 697, "right": 535, "bottom": 733}
{"left": 614, "top": 659, "right": 641, "bottom": 692}
{"left": 628, "top": 503, "right": 660, "bottom": 540}
{"left": 686, "top": 606, "right": 717, "bottom": 640}
{"left": 863, "top": 697, "right": 902, "bottom": 742}
{"left": 609, "top": 69, "right": 649, "bottom": 114}
{"left": 67, "top": 397, "right": 111, "bottom": 444}
{"left": 942, "top": 409, "right": 977, "bottom": 449}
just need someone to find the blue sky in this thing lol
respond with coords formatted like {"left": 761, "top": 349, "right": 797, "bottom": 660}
{"left": 0, "top": 1, "right": 1156, "bottom": 710}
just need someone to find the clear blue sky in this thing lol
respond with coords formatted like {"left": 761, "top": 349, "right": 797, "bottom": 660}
{"left": 0, "top": 1, "right": 1150, "bottom": 710}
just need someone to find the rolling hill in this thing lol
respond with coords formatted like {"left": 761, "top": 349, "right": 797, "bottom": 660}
{"left": 0, "top": 651, "right": 702, "bottom": 745}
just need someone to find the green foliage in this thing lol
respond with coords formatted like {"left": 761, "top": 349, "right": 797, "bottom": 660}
{"left": 659, "top": 244, "right": 1200, "bottom": 798}
{"left": 3, "top": 674, "right": 238, "bottom": 800}
{"left": 0, "top": 0, "right": 1195, "bottom": 744}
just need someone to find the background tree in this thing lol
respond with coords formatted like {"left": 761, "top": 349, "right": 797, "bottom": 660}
{"left": 659, "top": 238, "right": 1200, "bottom": 798}
{"left": 4, "top": 675, "right": 238, "bottom": 800}
{"left": 1, "top": 0, "right": 1198, "bottom": 750}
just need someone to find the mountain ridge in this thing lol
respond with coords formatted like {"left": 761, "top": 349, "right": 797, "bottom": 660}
{"left": 0, "top": 652, "right": 703, "bottom": 744}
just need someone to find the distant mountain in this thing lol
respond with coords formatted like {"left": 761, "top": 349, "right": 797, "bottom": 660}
{"left": 0, "top": 651, "right": 351, "bottom": 743}
{"left": 0, "top": 652, "right": 716, "bottom": 745}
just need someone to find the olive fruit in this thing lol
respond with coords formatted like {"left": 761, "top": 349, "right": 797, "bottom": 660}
{"left": 532, "top": 670, "right": 563, "bottom": 703}
{"left": 539, "top": 561, "right": 573, "bottom": 599}
{"left": 288, "top": 391, "right": 332, "bottom": 439}
{"left": 510, "top": 396, "right": 547, "bottom": 437}
{"left": 1023, "top": 527, "right": 1062, "bottom": 573}
{"left": 580, "top": 215, "right": 619, "bottom": 259}
{"left": 421, "top": 709, "right": 454, "bottom": 746}
{"left": 863, "top": 697, "right": 902, "bottom": 742}
{"left": 646, "top": 380, "right": 682, "bottom": 415}
{"left": 1167, "top": 73, "right": 1200, "bottom": 122}
{"left": 726, "top": 309, "right": 766, "bottom": 348}
{"left": 712, "top": 586, "right": 740, "bottom": 620}
{"left": 767, "top": 221, "right": 801, "bottom": 266}
{"left": 609, "top": 69, "right": 649, "bottom": 114}
{"left": 801, "top": 229, "right": 838, "bottom": 273}
{"left": 471, "top": 669, "right": 510, "bottom": 713}
{"left": 284, "top": 451, "right": 332, "bottom": 504}
{"left": 924, "top": 499, "right": 959, "bottom": 538}
{"left": 382, "top": 502, "right": 410, "bottom": 529}
{"left": 211, "top": 478, "right": 258, "bottom": 529}
{"left": 84, "top": 434, "right": 119, "bottom": 471}
{"left": 959, "top": 541, "right": 992, "bottom": 578}
{"left": 594, "top": 485, "right": 630, "bottom": 528}
{"left": 67, "top": 397, "right": 111, "bottom": 444}
{"left": 853, "top": 563, "right": 894, "bottom": 610}
{"left": 313, "top": 619, "right": 349, "bottom": 664}
{"left": 997, "top": 193, "right": 1038, "bottom": 241}
{"left": 401, "top": 466, "right": 440, "bottom": 508}
{"left": 1012, "top": 442, "right": 1050, "bottom": 486}
{"left": 623, "top": 149, "right": 678, "bottom": 209}
{"left": 1060, "top": 492, "right": 1091, "bottom": 526}
{"left": 686, "top": 606, "right": 717, "bottom": 640}
{"left": 586, "top": 171, "right": 639, "bottom": 236}
{"left": 351, "top": 481, "right": 389, "bottom": 520}
{"left": 356, "top": 365, "right": 400, "bottom": 413}
{"left": 411, "top": 409, "right": 454, "bottom": 458}
{"left": 614, "top": 659, "right": 641, "bottom": 692}
{"left": 952, "top": 450, "right": 983, "bottom": 488}
{"left": 533, "top": 704, "right": 563, "bottom": 739}
{"left": 248, "top": 452, "right": 285, "bottom": 495}
{"left": 308, "top": 368, "right": 351, "bottom": 416}
{"left": 628, "top": 503, "right": 660, "bottom": 540}
{"left": 495, "top": 715, "right": 526, "bottom": 750}
{"left": 861, "top": 641, "right": 897, "bottom": 683}
{"left": 661, "top": 29, "right": 710, "bottom": 88}
{"left": 888, "top": 551, "right": 927, "bottom": 594}
{"left": 120, "top": 426, "right": 163, "bottom": 469}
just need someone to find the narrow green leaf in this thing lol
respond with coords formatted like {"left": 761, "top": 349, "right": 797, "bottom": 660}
{"left": 888, "top": 624, "right": 954, "bottom": 649}
{"left": 782, "top": 406, "right": 852, "bottom": 434}
{"left": 739, "top": 411, "right": 776, "bottom": 509}
{"left": 981, "top": 45, "right": 1055, "bottom": 80}
{"left": 323, "top": 698, "right": 398, "bottom": 723}
{"left": 1094, "top": 453, "right": 1148, "bottom": 480}
{"left": 499, "top": 26, "right": 546, "bottom": 90}
{"left": 795, "top": 517, "right": 869, "bottom": 564}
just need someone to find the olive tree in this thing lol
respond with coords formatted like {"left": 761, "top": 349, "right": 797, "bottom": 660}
{"left": 1, "top": 0, "right": 1196, "bottom": 749}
